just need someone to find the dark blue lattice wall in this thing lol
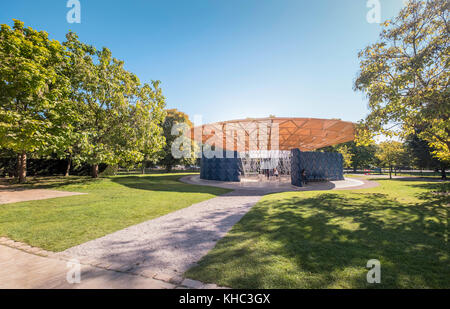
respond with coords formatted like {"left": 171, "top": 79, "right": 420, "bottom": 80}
{"left": 200, "top": 151, "right": 242, "bottom": 182}
{"left": 291, "top": 149, "right": 303, "bottom": 187}
{"left": 200, "top": 149, "right": 343, "bottom": 184}
{"left": 291, "top": 149, "right": 344, "bottom": 187}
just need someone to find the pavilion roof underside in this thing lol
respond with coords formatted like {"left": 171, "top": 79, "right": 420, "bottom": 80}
{"left": 190, "top": 117, "right": 355, "bottom": 151}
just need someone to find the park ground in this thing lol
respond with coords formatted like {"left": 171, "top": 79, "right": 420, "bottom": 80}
{"left": 186, "top": 177, "right": 449, "bottom": 289}
{"left": 0, "top": 174, "right": 448, "bottom": 288}
{"left": 0, "top": 173, "right": 229, "bottom": 252}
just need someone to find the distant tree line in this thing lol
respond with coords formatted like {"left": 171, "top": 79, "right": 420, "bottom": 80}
{"left": 320, "top": 134, "right": 448, "bottom": 179}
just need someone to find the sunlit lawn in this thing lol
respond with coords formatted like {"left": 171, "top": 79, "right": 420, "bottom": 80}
{"left": 0, "top": 173, "right": 229, "bottom": 252}
{"left": 187, "top": 179, "right": 449, "bottom": 288}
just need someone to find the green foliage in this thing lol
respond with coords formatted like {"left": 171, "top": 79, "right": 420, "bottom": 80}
{"left": 0, "top": 20, "right": 76, "bottom": 181}
{"left": 406, "top": 134, "right": 437, "bottom": 169}
{"left": 99, "top": 165, "right": 118, "bottom": 177}
{"left": 405, "top": 133, "right": 448, "bottom": 171}
{"left": 319, "top": 142, "right": 377, "bottom": 171}
{"left": 376, "top": 141, "right": 406, "bottom": 177}
{"left": 354, "top": 0, "right": 449, "bottom": 163}
{"left": 159, "top": 109, "right": 197, "bottom": 171}
{"left": 64, "top": 33, "right": 166, "bottom": 176}
{"left": 0, "top": 20, "right": 167, "bottom": 179}
{"left": 336, "top": 145, "right": 353, "bottom": 168}
{"left": 348, "top": 142, "right": 378, "bottom": 171}
{"left": 0, "top": 20, "right": 73, "bottom": 153}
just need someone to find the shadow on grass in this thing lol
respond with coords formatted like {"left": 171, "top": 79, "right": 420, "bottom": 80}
{"left": 0, "top": 174, "right": 225, "bottom": 195}
{"left": 366, "top": 176, "right": 448, "bottom": 183}
{"left": 409, "top": 182, "right": 450, "bottom": 195}
{"left": 0, "top": 176, "right": 99, "bottom": 190}
{"left": 110, "top": 174, "right": 233, "bottom": 195}
{"left": 187, "top": 186, "right": 449, "bottom": 288}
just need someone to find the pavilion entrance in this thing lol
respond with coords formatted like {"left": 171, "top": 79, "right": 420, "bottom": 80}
{"left": 239, "top": 150, "right": 292, "bottom": 182}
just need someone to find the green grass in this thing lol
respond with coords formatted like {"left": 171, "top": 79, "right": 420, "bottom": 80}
{"left": 186, "top": 179, "right": 450, "bottom": 288}
{"left": 0, "top": 173, "right": 230, "bottom": 252}
{"left": 345, "top": 171, "right": 443, "bottom": 179}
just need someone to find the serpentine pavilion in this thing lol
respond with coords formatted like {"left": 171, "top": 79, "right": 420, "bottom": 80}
{"left": 190, "top": 117, "right": 355, "bottom": 187}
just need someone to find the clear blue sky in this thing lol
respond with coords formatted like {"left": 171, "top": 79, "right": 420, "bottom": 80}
{"left": 1, "top": 0, "right": 405, "bottom": 124}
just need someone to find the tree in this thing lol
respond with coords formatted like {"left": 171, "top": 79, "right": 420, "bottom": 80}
{"left": 129, "top": 83, "right": 167, "bottom": 173}
{"left": 159, "top": 109, "right": 197, "bottom": 171}
{"left": 336, "top": 145, "right": 353, "bottom": 169}
{"left": 319, "top": 141, "right": 377, "bottom": 172}
{"left": 348, "top": 142, "right": 378, "bottom": 172}
{"left": 64, "top": 33, "right": 166, "bottom": 177}
{"left": 405, "top": 133, "right": 448, "bottom": 178}
{"left": 376, "top": 141, "right": 406, "bottom": 179}
{"left": 354, "top": 0, "right": 449, "bottom": 163}
{"left": 0, "top": 20, "right": 73, "bottom": 183}
{"left": 59, "top": 32, "right": 97, "bottom": 176}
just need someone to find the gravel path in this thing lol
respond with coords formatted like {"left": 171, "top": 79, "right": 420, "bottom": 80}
{"left": 180, "top": 175, "right": 367, "bottom": 191}
{"left": 0, "top": 244, "right": 173, "bottom": 289}
{"left": 62, "top": 189, "right": 266, "bottom": 278}
{"left": 335, "top": 178, "right": 380, "bottom": 190}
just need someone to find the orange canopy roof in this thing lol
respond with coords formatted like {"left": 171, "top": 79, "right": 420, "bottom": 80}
{"left": 190, "top": 117, "right": 355, "bottom": 152}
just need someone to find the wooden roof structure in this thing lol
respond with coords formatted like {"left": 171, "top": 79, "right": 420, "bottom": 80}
{"left": 190, "top": 117, "right": 355, "bottom": 152}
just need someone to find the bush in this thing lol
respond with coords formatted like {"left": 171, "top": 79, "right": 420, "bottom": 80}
{"left": 0, "top": 157, "right": 107, "bottom": 177}
{"left": 99, "top": 165, "right": 118, "bottom": 177}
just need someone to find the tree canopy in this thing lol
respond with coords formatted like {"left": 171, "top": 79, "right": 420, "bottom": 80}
{"left": 354, "top": 0, "right": 449, "bottom": 163}
{"left": 159, "top": 109, "right": 197, "bottom": 171}
{"left": 64, "top": 33, "right": 166, "bottom": 177}
{"left": 0, "top": 20, "right": 167, "bottom": 181}
{"left": 405, "top": 133, "right": 448, "bottom": 178}
{"left": 376, "top": 141, "right": 406, "bottom": 178}
{"left": 0, "top": 20, "right": 74, "bottom": 182}
{"left": 319, "top": 141, "right": 377, "bottom": 171}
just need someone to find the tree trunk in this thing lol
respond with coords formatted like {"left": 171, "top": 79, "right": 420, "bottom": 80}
{"left": 92, "top": 164, "right": 99, "bottom": 178}
{"left": 389, "top": 165, "right": 392, "bottom": 179}
{"left": 18, "top": 152, "right": 27, "bottom": 183}
{"left": 441, "top": 169, "right": 447, "bottom": 180}
{"left": 65, "top": 154, "right": 72, "bottom": 177}
{"left": 16, "top": 153, "right": 22, "bottom": 179}
{"left": 166, "top": 165, "right": 172, "bottom": 172}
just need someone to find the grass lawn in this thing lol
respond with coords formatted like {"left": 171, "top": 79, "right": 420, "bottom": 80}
{"left": 0, "top": 173, "right": 230, "bottom": 252}
{"left": 186, "top": 179, "right": 449, "bottom": 288}
{"left": 345, "top": 171, "right": 443, "bottom": 179}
